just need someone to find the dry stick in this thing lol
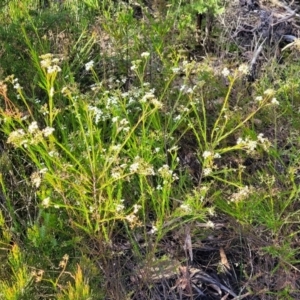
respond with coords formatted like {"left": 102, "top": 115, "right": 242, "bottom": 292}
{"left": 249, "top": 37, "right": 267, "bottom": 74}
{"left": 231, "top": 291, "right": 252, "bottom": 300}
{"left": 269, "top": 0, "right": 299, "bottom": 17}
{"left": 272, "top": 11, "right": 296, "bottom": 26}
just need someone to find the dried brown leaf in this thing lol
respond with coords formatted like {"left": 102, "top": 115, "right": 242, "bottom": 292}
{"left": 220, "top": 247, "right": 231, "bottom": 270}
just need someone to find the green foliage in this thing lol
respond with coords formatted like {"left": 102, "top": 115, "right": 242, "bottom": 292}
{"left": 190, "top": 0, "right": 225, "bottom": 14}
{"left": 0, "top": 245, "right": 34, "bottom": 300}
{"left": 57, "top": 265, "right": 93, "bottom": 300}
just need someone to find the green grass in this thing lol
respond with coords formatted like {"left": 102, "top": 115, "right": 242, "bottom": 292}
{"left": 0, "top": 0, "right": 300, "bottom": 299}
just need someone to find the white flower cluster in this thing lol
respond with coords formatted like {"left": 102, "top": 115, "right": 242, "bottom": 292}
{"left": 31, "top": 168, "right": 48, "bottom": 189}
{"left": 221, "top": 64, "right": 249, "bottom": 78}
{"left": 12, "top": 78, "right": 22, "bottom": 90}
{"left": 230, "top": 185, "right": 252, "bottom": 203}
{"left": 88, "top": 105, "right": 106, "bottom": 124}
{"left": 158, "top": 164, "right": 178, "bottom": 183}
{"left": 7, "top": 129, "right": 27, "bottom": 147}
{"left": 238, "top": 64, "right": 249, "bottom": 75}
{"left": 201, "top": 150, "right": 221, "bottom": 177}
{"left": 125, "top": 204, "right": 143, "bottom": 229}
{"left": 40, "top": 53, "right": 62, "bottom": 74}
{"left": 113, "top": 117, "right": 130, "bottom": 134}
{"left": 221, "top": 67, "right": 230, "bottom": 77}
{"left": 7, "top": 121, "right": 55, "bottom": 148}
{"left": 237, "top": 133, "right": 270, "bottom": 153}
{"left": 255, "top": 89, "right": 279, "bottom": 106}
{"left": 116, "top": 199, "right": 125, "bottom": 213}
{"left": 140, "top": 89, "right": 155, "bottom": 103}
{"left": 141, "top": 52, "right": 150, "bottom": 58}
{"left": 110, "top": 155, "right": 155, "bottom": 180}
{"left": 85, "top": 60, "right": 94, "bottom": 71}
{"left": 130, "top": 59, "right": 142, "bottom": 71}
{"left": 237, "top": 137, "right": 257, "bottom": 153}
{"left": 129, "top": 156, "right": 155, "bottom": 176}
{"left": 202, "top": 150, "right": 221, "bottom": 160}
{"left": 180, "top": 203, "right": 192, "bottom": 213}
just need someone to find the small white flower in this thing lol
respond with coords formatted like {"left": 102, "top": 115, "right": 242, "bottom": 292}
{"left": 125, "top": 214, "right": 135, "bottom": 223}
{"left": 214, "top": 153, "right": 221, "bottom": 159}
{"left": 42, "top": 127, "right": 55, "bottom": 137}
{"left": 171, "top": 67, "right": 180, "bottom": 74}
{"left": 180, "top": 203, "right": 192, "bottom": 213}
{"left": 141, "top": 92, "right": 155, "bottom": 103}
{"left": 168, "top": 145, "right": 179, "bottom": 152}
{"left": 150, "top": 225, "right": 158, "bottom": 234}
{"left": 111, "top": 144, "right": 121, "bottom": 151}
{"left": 42, "top": 197, "right": 50, "bottom": 208}
{"left": 255, "top": 96, "right": 263, "bottom": 102}
{"left": 143, "top": 166, "right": 155, "bottom": 176}
{"left": 28, "top": 121, "right": 39, "bottom": 134}
{"left": 173, "top": 115, "right": 181, "bottom": 122}
{"left": 186, "top": 87, "right": 193, "bottom": 94}
{"left": 238, "top": 64, "right": 249, "bottom": 75}
{"left": 13, "top": 83, "right": 22, "bottom": 90}
{"left": 130, "top": 64, "right": 137, "bottom": 71}
{"left": 7, "top": 129, "right": 27, "bottom": 147}
{"left": 202, "top": 151, "right": 212, "bottom": 159}
{"left": 131, "top": 59, "right": 142, "bottom": 71}
{"left": 130, "top": 162, "right": 139, "bottom": 173}
{"left": 247, "top": 139, "right": 257, "bottom": 152}
{"left": 264, "top": 89, "right": 275, "bottom": 96}
{"left": 40, "top": 168, "right": 48, "bottom": 174}
{"left": 116, "top": 202, "right": 125, "bottom": 213}
{"left": 237, "top": 137, "right": 244, "bottom": 145}
{"left": 141, "top": 52, "right": 150, "bottom": 58}
{"left": 61, "top": 87, "right": 69, "bottom": 94}
{"left": 85, "top": 60, "right": 94, "bottom": 71}
{"left": 120, "top": 119, "right": 129, "bottom": 126}
{"left": 40, "top": 59, "right": 52, "bottom": 68}
{"left": 47, "top": 65, "right": 61, "bottom": 74}
{"left": 179, "top": 85, "right": 186, "bottom": 92}
{"left": 230, "top": 186, "right": 252, "bottom": 202}
{"left": 112, "top": 116, "right": 119, "bottom": 123}
{"left": 39, "top": 53, "right": 53, "bottom": 60}
{"left": 257, "top": 133, "right": 266, "bottom": 143}
{"left": 271, "top": 97, "right": 279, "bottom": 106}
{"left": 31, "top": 172, "right": 41, "bottom": 188}
{"left": 48, "top": 150, "right": 58, "bottom": 157}
{"left": 52, "top": 58, "right": 60, "bottom": 64}
{"left": 221, "top": 67, "right": 230, "bottom": 77}
{"left": 172, "top": 173, "right": 179, "bottom": 181}
{"left": 150, "top": 98, "right": 163, "bottom": 109}
{"left": 88, "top": 106, "right": 103, "bottom": 124}
{"left": 111, "top": 171, "right": 121, "bottom": 179}
{"left": 206, "top": 221, "right": 215, "bottom": 228}
{"left": 133, "top": 204, "right": 141, "bottom": 214}
{"left": 207, "top": 207, "right": 215, "bottom": 216}
{"left": 203, "top": 168, "right": 212, "bottom": 176}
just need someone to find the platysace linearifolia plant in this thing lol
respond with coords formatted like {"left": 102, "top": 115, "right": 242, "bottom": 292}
{"left": 1, "top": 1, "right": 300, "bottom": 298}
{"left": 39, "top": 53, "right": 63, "bottom": 127}
{"left": 185, "top": 63, "right": 274, "bottom": 186}
{"left": 1, "top": 51, "right": 209, "bottom": 247}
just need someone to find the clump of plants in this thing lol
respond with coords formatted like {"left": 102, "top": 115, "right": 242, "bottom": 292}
{"left": 1, "top": 0, "right": 300, "bottom": 299}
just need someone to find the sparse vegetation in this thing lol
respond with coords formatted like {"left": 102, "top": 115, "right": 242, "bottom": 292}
{"left": 1, "top": 0, "right": 300, "bottom": 299}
